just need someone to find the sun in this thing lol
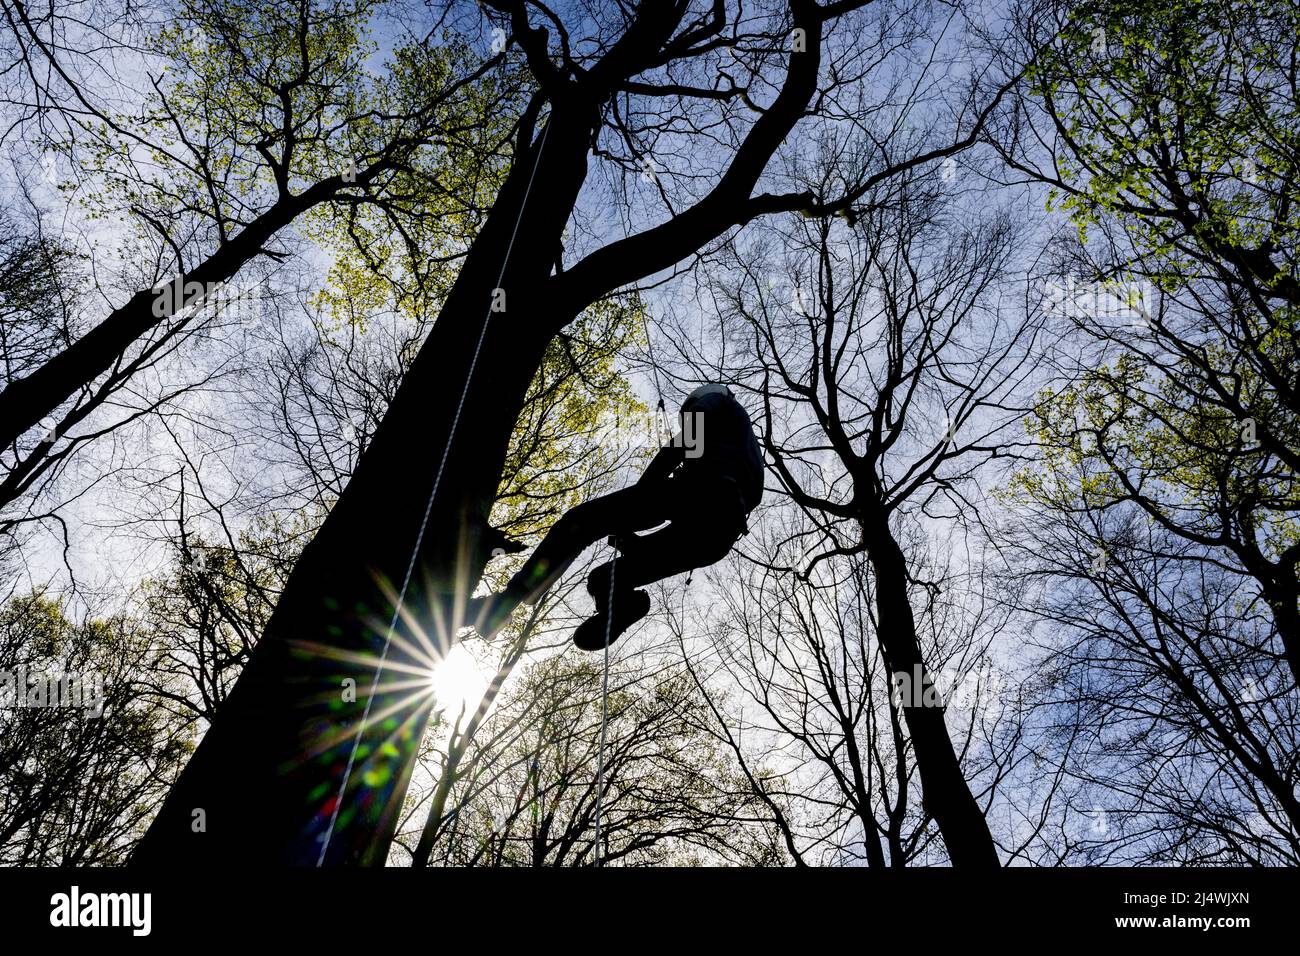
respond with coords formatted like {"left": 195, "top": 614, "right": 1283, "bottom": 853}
{"left": 426, "top": 642, "right": 493, "bottom": 716}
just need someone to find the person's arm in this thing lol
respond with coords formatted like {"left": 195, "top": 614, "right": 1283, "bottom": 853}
{"left": 638, "top": 434, "right": 686, "bottom": 485}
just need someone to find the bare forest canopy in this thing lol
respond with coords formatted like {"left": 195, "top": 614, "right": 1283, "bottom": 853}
{"left": 0, "top": 0, "right": 1297, "bottom": 866}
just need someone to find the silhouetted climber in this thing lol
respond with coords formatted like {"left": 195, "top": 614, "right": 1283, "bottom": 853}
{"left": 471, "top": 384, "right": 763, "bottom": 649}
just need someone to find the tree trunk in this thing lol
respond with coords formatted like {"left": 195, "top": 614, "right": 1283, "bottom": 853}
{"left": 411, "top": 632, "right": 529, "bottom": 866}
{"left": 1259, "top": 577, "right": 1300, "bottom": 688}
{"left": 863, "top": 519, "right": 1000, "bottom": 867}
{"left": 0, "top": 177, "right": 357, "bottom": 455}
{"left": 130, "top": 0, "right": 833, "bottom": 866}
{"left": 132, "top": 104, "right": 597, "bottom": 866}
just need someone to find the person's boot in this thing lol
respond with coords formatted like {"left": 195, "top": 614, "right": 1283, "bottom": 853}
{"left": 573, "top": 589, "right": 651, "bottom": 651}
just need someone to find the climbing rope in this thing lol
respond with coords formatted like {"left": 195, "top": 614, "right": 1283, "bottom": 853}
{"left": 593, "top": 544, "right": 617, "bottom": 867}
{"left": 590, "top": 320, "right": 672, "bottom": 866}
{"left": 317, "top": 118, "right": 554, "bottom": 866}
{"left": 639, "top": 309, "right": 672, "bottom": 444}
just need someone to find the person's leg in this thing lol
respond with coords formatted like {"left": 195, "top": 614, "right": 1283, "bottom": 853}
{"left": 591, "top": 516, "right": 738, "bottom": 600}
{"left": 573, "top": 480, "right": 746, "bottom": 650}
{"left": 506, "top": 481, "right": 670, "bottom": 604}
{"left": 472, "top": 481, "right": 671, "bottom": 637}
{"left": 615, "top": 476, "right": 746, "bottom": 589}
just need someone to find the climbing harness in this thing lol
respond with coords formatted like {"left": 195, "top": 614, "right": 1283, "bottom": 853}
{"left": 317, "top": 118, "right": 554, "bottom": 866}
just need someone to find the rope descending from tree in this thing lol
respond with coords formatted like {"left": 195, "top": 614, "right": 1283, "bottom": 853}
{"left": 591, "top": 312, "right": 671, "bottom": 866}
{"left": 593, "top": 543, "right": 617, "bottom": 866}
{"left": 638, "top": 307, "right": 672, "bottom": 445}
{"left": 316, "top": 118, "right": 554, "bottom": 866}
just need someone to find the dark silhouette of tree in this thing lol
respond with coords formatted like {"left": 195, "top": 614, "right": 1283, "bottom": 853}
{"left": 997, "top": 0, "right": 1300, "bottom": 683}
{"left": 128, "top": 0, "right": 1017, "bottom": 865}
{"left": 991, "top": 0, "right": 1300, "bottom": 861}
{"left": 674, "top": 165, "right": 1043, "bottom": 864}
{"left": 0, "top": 0, "right": 514, "bottom": 495}
{"left": 402, "top": 651, "right": 780, "bottom": 866}
{"left": 676, "top": 536, "right": 1022, "bottom": 865}
{"left": 0, "top": 593, "right": 189, "bottom": 864}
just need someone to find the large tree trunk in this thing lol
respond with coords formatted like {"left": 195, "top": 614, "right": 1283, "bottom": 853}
{"left": 130, "top": 0, "right": 835, "bottom": 866}
{"left": 132, "top": 104, "right": 598, "bottom": 866}
{"left": 863, "top": 519, "right": 1000, "bottom": 867}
